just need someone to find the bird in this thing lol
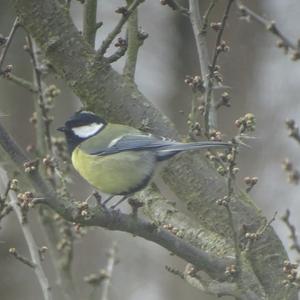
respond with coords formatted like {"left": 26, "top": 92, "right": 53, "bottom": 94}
{"left": 57, "top": 110, "right": 230, "bottom": 207}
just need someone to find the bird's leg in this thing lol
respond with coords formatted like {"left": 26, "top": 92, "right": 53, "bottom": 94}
{"left": 110, "top": 196, "right": 128, "bottom": 210}
{"left": 103, "top": 195, "right": 115, "bottom": 205}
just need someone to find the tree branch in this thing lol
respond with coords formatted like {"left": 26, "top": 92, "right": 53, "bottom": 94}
{"left": 96, "top": 0, "right": 144, "bottom": 59}
{"left": 0, "top": 169, "right": 52, "bottom": 300}
{"left": 237, "top": 1, "right": 300, "bottom": 56}
{"left": 189, "top": 0, "right": 215, "bottom": 129}
{"left": 4, "top": 72, "right": 38, "bottom": 93}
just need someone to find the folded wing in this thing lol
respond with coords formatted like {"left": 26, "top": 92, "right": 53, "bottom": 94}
{"left": 89, "top": 133, "right": 230, "bottom": 160}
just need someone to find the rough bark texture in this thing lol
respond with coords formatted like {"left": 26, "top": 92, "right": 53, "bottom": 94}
{"left": 10, "top": 0, "right": 298, "bottom": 299}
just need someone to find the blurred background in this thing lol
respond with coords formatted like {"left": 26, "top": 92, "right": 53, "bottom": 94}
{"left": 1, "top": 0, "right": 300, "bottom": 299}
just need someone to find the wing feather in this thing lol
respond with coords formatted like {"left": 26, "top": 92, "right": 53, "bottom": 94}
{"left": 90, "top": 134, "right": 176, "bottom": 155}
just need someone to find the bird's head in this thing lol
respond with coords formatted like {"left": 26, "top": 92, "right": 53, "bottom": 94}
{"left": 57, "top": 110, "right": 107, "bottom": 152}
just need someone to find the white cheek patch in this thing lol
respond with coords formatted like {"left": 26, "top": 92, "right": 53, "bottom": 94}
{"left": 72, "top": 123, "right": 103, "bottom": 138}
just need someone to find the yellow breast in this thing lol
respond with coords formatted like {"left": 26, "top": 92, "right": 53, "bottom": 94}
{"left": 71, "top": 148, "right": 156, "bottom": 195}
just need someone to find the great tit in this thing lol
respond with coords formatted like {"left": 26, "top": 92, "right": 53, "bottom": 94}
{"left": 57, "top": 111, "right": 229, "bottom": 197}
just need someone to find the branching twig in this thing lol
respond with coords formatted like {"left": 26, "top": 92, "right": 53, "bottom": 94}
{"left": 204, "top": 0, "right": 234, "bottom": 135}
{"left": 0, "top": 18, "right": 20, "bottom": 70}
{"left": 0, "top": 169, "right": 52, "bottom": 300}
{"left": 236, "top": 1, "right": 300, "bottom": 57}
{"left": 0, "top": 19, "right": 39, "bottom": 94}
{"left": 96, "top": 0, "right": 144, "bottom": 59}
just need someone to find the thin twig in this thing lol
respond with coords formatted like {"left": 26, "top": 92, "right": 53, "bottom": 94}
{"left": 0, "top": 18, "right": 20, "bottom": 70}
{"left": 9, "top": 247, "right": 36, "bottom": 268}
{"left": 27, "top": 36, "right": 53, "bottom": 154}
{"left": 0, "top": 169, "right": 52, "bottom": 300}
{"left": 257, "top": 211, "right": 277, "bottom": 236}
{"left": 96, "top": 0, "right": 144, "bottom": 59}
{"left": 201, "top": 0, "right": 218, "bottom": 34}
{"left": 100, "top": 242, "right": 117, "bottom": 300}
{"left": 236, "top": 1, "right": 299, "bottom": 54}
{"left": 204, "top": 0, "right": 234, "bottom": 135}
{"left": 219, "top": 140, "right": 243, "bottom": 286}
{"left": 4, "top": 73, "right": 38, "bottom": 93}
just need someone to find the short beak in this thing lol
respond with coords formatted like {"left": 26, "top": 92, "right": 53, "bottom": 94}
{"left": 57, "top": 126, "right": 67, "bottom": 132}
